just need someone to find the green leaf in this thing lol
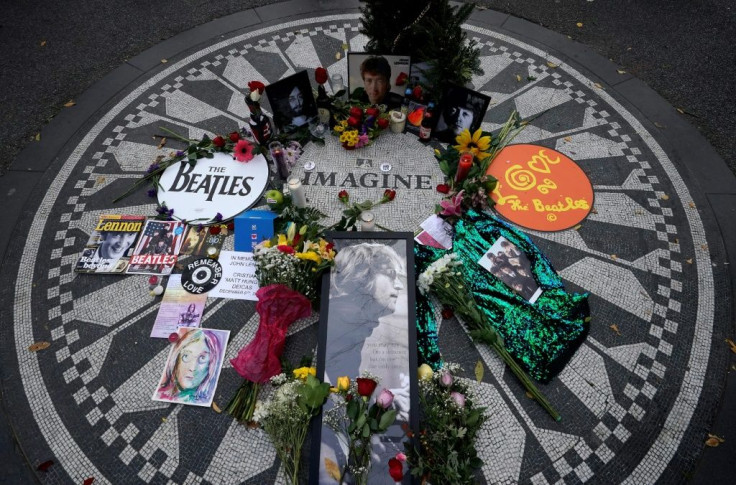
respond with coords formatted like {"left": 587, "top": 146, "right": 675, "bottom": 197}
{"left": 466, "top": 409, "right": 480, "bottom": 427}
{"left": 474, "top": 360, "right": 484, "bottom": 382}
{"left": 438, "top": 160, "right": 450, "bottom": 176}
{"left": 362, "top": 422, "right": 370, "bottom": 438}
{"left": 378, "top": 409, "right": 397, "bottom": 431}
{"left": 347, "top": 399, "right": 359, "bottom": 421}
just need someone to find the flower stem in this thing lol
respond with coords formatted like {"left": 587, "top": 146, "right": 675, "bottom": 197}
{"left": 225, "top": 380, "right": 260, "bottom": 422}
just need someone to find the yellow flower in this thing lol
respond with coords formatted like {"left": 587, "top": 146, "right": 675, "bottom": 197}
{"left": 454, "top": 128, "right": 492, "bottom": 160}
{"left": 261, "top": 240, "right": 272, "bottom": 248}
{"left": 334, "top": 124, "right": 345, "bottom": 133}
{"left": 286, "top": 222, "right": 296, "bottom": 244}
{"left": 418, "top": 363, "right": 434, "bottom": 381}
{"left": 336, "top": 376, "right": 350, "bottom": 391}
{"left": 293, "top": 366, "right": 316, "bottom": 380}
{"left": 277, "top": 234, "right": 287, "bottom": 246}
{"left": 296, "top": 251, "right": 321, "bottom": 264}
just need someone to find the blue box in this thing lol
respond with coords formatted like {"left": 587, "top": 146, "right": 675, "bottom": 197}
{"left": 234, "top": 210, "right": 278, "bottom": 252}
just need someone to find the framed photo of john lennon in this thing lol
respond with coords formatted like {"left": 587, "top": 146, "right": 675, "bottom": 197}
{"left": 311, "top": 232, "right": 418, "bottom": 485}
{"left": 347, "top": 53, "right": 411, "bottom": 109}
{"left": 264, "top": 70, "right": 318, "bottom": 132}
{"left": 434, "top": 84, "right": 491, "bottom": 143}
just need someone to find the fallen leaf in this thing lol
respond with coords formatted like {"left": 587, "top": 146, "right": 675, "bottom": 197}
{"left": 547, "top": 61, "right": 559, "bottom": 68}
{"left": 341, "top": 43, "right": 348, "bottom": 51}
{"left": 34, "top": 133, "right": 41, "bottom": 141}
{"left": 527, "top": 76, "right": 537, "bottom": 81}
{"left": 686, "top": 258, "right": 693, "bottom": 264}
{"left": 564, "top": 136, "right": 572, "bottom": 142}
{"left": 94, "top": 176, "right": 106, "bottom": 187}
{"left": 28, "top": 341, "right": 51, "bottom": 352}
{"left": 584, "top": 316, "right": 592, "bottom": 323}
{"left": 161, "top": 59, "right": 168, "bottom": 63}
{"left": 654, "top": 121, "right": 664, "bottom": 128}
{"left": 688, "top": 201, "right": 696, "bottom": 208}
{"left": 660, "top": 194, "right": 670, "bottom": 200}
{"left": 475, "top": 360, "right": 484, "bottom": 383}
{"left": 40, "top": 40, "right": 47, "bottom": 47}
{"left": 516, "top": 74, "right": 522, "bottom": 82}
{"left": 610, "top": 254, "right": 617, "bottom": 260}
{"left": 157, "top": 137, "right": 167, "bottom": 149}
{"left": 726, "top": 338, "right": 736, "bottom": 353}
{"left": 610, "top": 324, "right": 622, "bottom": 336}
{"left": 335, "top": 52, "right": 341, "bottom": 60}
{"left": 705, "top": 434, "right": 725, "bottom": 447}
{"left": 63, "top": 100, "right": 76, "bottom": 108}
{"left": 573, "top": 224, "right": 582, "bottom": 230}
{"left": 701, "top": 244, "right": 708, "bottom": 251}
{"left": 627, "top": 46, "right": 632, "bottom": 51}
{"left": 677, "top": 108, "right": 684, "bottom": 114}
{"left": 617, "top": 69, "right": 627, "bottom": 74}
{"left": 634, "top": 210, "right": 643, "bottom": 215}
{"left": 325, "top": 458, "right": 341, "bottom": 481}
{"left": 161, "top": 417, "right": 167, "bottom": 423}
{"left": 593, "top": 82, "right": 603, "bottom": 89}
{"left": 591, "top": 208, "right": 598, "bottom": 214}
{"left": 212, "top": 402, "right": 222, "bottom": 413}
{"left": 37, "top": 460, "right": 54, "bottom": 472}
{"left": 525, "top": 391, "right": 534, "bottom": 399}
{"left": 576, "top": 22, "right": 583, "bottom": 27}
{"left": 83, "top": 478, "right": 95, "bottom": 485}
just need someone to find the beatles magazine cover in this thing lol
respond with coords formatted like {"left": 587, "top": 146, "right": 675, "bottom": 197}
{"left": 126, "top": 220, "right": 186, "bottom": 276}
{"left": 74, "top": 215, "right": 146, "bottom": 274}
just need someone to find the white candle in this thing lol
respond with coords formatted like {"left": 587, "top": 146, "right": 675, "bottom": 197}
{"left": 360, "top": 211, "right": 375, "bottom": 231}
{"left": 287, "top": 177, "right": 307, "bottom": 208}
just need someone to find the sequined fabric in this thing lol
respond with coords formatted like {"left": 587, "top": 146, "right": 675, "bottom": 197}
{"left": 415, "top": 210, "right": 590, "bottom": 382}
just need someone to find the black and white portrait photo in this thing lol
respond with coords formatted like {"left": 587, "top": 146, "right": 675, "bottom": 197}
{"left": 264, "top": 70, "right": 318, "bottom": 132}
{"left": 434, "top": 85, "right": 491, "bottom": 143}
{"left": 313, "top": 233, "right": 417, "bottom": 485}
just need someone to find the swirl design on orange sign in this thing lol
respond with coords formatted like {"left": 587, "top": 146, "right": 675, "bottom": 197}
{"left": 487, "top": 144, "right": 594, "bottom": 232}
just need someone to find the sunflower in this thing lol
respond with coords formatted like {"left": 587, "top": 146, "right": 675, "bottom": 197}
{"left": 454, "top": 128, "right": 491, "bottom": 160}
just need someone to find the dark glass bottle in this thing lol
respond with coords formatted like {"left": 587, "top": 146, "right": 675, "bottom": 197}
{"left": 419, "top": 101, "right": 435, "bottom": 142}
{"left": 316, "top": 84, "right": 332, "bottom": 126}
{"left": 248, "top": 112, "right": 273, "bottom": 145}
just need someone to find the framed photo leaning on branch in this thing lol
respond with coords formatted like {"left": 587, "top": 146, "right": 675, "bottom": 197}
{"left": 264, "top": 70, "right": 318, "bottom": 132}
{"left": 311, "top": 232, "right": 418, "bottom": 484}
{"left": 434, "top": 84, "right": 491, "bottom": 143}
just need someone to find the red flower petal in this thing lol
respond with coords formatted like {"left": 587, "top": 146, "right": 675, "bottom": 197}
{"left": 83, "top": 478, "right": 95, "bottom": 485}
{"left": 436, "top": 184, "right": 450, "bottom": 194}
{"left": 356, "top": 377, "right": 377, "bottom": 397}
{"left": 37, "top": 460, "right": 54, "bottom": 472}
{"left": 315, "top": 67, "right": 328, "bottom": 85}
{"left": 209, "top": 225, "right": 222, "bottom": 235}
{"left": 227, "top": 222, "right": 235, "bottom": 231}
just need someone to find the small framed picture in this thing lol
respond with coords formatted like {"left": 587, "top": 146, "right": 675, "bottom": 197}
{"left": 434, "top": 84, "right": 491, "bottom": 143}
{"left": 477, "top": 236, "right": 543, "bottom": 303}
{"left": 265, "top": 70, "right": 318, "bottom": 132}
{"left": 347, "top": 53, "right": 411, "bottom": 109}
{"left": 311, "top": 232, "right": 418, "bottom": 484}
{"left": 152, "top": 327, "right": 230, "bottom": 407}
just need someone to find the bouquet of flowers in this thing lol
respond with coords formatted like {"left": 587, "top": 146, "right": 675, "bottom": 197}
{"left": 323, "top": 372, "right": 398, "bottom": 485}
{"left": 404, "top": 363, "right": 486, "bottom": 484}
{"left": 252, "top": 367, "right": 331, "bottom": 485}
{"left": 226, "top": 223, "right": 336, "bottom": 422}
{"left": 417, "top": 253, "right": 560, "bottom": 420}
{"left": 434, "top": 110, "right": 526, "bottom": 222}
{"left": 333, "top": 106, "right": 390, "bottom": 150}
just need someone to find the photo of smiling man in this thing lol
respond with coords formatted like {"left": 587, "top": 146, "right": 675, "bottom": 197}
{"left": 348, "top": 53, "right": 410, "bottom": 109}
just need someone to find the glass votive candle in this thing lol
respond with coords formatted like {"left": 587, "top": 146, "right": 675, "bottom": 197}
{"left": 360, "top": 211, "right": 375, "bottom": 231}
{"left": 331, "top": 73, "right": 345, "bottom": 95}
{"left": 287, "top": 177, "right": 307, "bottom": 208}
{"left": 269, "top": 141, "right": 289, "bottom": 180}
{"left": 389, "top": 110, "right": 406, "bottom": 133}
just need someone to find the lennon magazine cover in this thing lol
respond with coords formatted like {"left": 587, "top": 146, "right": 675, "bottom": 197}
{"left": 126, "top": 220, "right": 186, "bottom": 276}
{"left": 74, "top": 215, "right": 146, "bottom": 274}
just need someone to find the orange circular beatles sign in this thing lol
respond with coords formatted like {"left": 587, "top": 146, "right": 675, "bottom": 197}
{"left": 487, "top": 144, "right": 593, "bottom": 232}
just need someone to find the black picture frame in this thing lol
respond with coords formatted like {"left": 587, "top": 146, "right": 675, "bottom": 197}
{"left": 347, "top": 53, "right": 411, "bottom": 109}
{"left": 264, "top": 70, "right": 318, "bottom": 132}
{"left": 434, "top": 84, "right": 492, "bottom": 143}
{"left": 310, "top": 231, "right": 418, "bottom": 485}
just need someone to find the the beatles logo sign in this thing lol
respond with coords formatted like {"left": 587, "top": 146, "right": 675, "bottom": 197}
{"left": 158, "top": 152, "right": 269, "bottom": 222}
{"left": 487, "top": 144, "right": 593, "bottom": 231}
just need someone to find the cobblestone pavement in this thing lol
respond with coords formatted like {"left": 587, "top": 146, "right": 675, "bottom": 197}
{"left": 1, "top": 2, "right": 734, "bottom": 484}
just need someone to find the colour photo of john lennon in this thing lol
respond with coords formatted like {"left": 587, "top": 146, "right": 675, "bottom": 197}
{"left": 347, "top": 53, "right": 410, "bottom": 109}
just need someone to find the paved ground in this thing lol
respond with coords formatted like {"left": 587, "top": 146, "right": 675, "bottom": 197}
{"left": 1, "top": 0, "right": 735, "bottom": 483}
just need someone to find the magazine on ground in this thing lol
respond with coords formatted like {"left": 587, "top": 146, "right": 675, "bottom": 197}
{"left": 126, "top": 220, "right": 186, "bottom": 276}
{"left": 75, "top": 215, "right": 146, "bottom": 274}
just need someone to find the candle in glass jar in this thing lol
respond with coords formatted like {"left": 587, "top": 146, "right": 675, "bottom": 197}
{"left": 269, "top": 141, "right": 289, "bottom": 180}
{"left": 455, "top": 152, "right": 474, "bottom": 183}
{"left": 287, "top": 177, "right": 307, "bottom": 208}
{"left": 360, "top": 211, "right": 375, "bottom": 231}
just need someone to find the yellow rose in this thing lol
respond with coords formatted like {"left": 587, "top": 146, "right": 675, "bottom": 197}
{"left": 418, "top": 363, "right": 434, "bottom": 381}
{"left": 337, "top": 376, "right": 350, "bottom": 391}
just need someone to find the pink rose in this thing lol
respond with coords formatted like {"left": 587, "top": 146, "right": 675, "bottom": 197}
{"left": 450, "top": 391, "right": 466, "bottom": 408}
{"left": 376, "top": 388, "right": 394, "bottom": 409}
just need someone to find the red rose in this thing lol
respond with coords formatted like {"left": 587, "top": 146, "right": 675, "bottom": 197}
{"left": 247, "top": 80, "right": 266, "bottom": 94}
{"left": 212, "top": 135, "right": 226, "bottom": 148}
{"left": 277, "top": 245, "right": 295, "bottom": 255}
{"left": 356, "top": 377, "right": 378, "bottom": 397}
{"left": 326, "top": 242, "right": 334, "bottom": 252}
{"left": 227, "top": 222, "right": 235, "bottom": 231}
{"left": 349, "top": 107, "right": 363, "bottom": 118}
{"left": 441, "top": 308, "right": 454, "bottom": 319}
{"left": 383, "top": 189, "right": 396, "bottom": 201}
{"left": 412, "top": 85, "right": 423, "bottom": 99}
{"left": 229, "top": 131, "right": 240, "bottom": 142}
{"left": 347, "top": 116, "right": 361, "bottom": 128}
{"left": 209, "top": 225, "right": 222, "bottom": 235}
{"left": 315, "top": 67, "right": 328, "bottom": 85}
{"left": 365, "top": 107, "right": 380, "bottom": 117}
{"left": 395, "top": 72, "right": 408, "bottom": 86}
{"left": 437, "top": 183, "right": 450, "bottom": 194}
{"left": 377, "top": 117, "right": 389, "bottom": 129}
{"left": 338, "top": 190, "right": 349, "bottom": 203}
{"left": 388, "top": 458, "right": 404, "bottom": 482}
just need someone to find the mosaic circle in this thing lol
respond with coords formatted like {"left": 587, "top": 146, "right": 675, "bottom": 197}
{"left": 1, "top": 13, "right": 727, "bottom": 485}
